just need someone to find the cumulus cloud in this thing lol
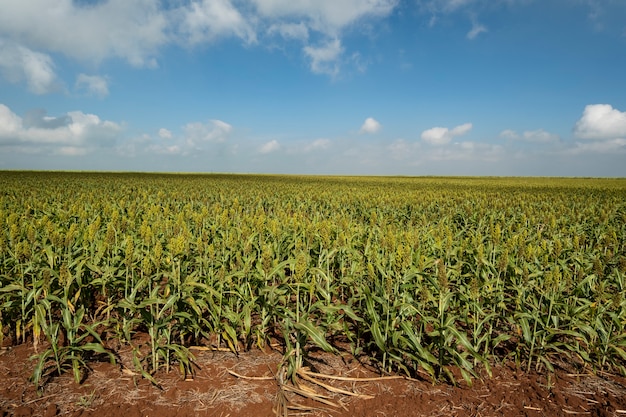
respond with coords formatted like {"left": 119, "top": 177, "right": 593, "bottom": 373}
{"left": 118, "top": 132, "right": 181, "bottom": 157}
{"left": 0, "top": 0, "right": 168, "bottom": 67}
{"left": 422, "top": 127, "right": 452, "bottom": 145}
{"left": 421, "top": 122, "right": 472, "bottom": 145}
{"left": 0, "top": 0, "right": 398, "bottom": 81}
{"left": 574, "top": 104, "right": 626, "bottom": 140}
{"left": 179, "top": 0, "right": 256, "bottom": 45}
{"left": 359, "top": 117, "right": 382, "bottom": 134}
{"left": 303, "top": 38, "right": 343, "bottom": 76}
{"left": 0, "top": 104, "right": 22, "bottom": 137}
{"left": 0, "top": 0, "right": 255, "bottom": 69}
{"left": 0, "top": 40, "right": 61, "bottom": 94}
{"left": 251, "top": 0, "right": 397, "bottom": 36}
{"left": 119, "top": 119, "right": 234, "bottom": 157}
{"left": 184, "top": 119, "right": 233, "bottom": 148}
{"left": 0, "top": 103, "right": 121, "bottom": 153}
{"left": 75, "top": 74, "right": 109, "bottom": 98}
{"left": 23, "top": 109, "right": 71, "bottom": 130}
{"left": 158, "top": 128, "right": 173, "bottom": 139}
{"left": 259, "top": 139, "right": 280, "bottom": 153}
{"left": 258, "top": 0, "right": 397, "bottom": 76}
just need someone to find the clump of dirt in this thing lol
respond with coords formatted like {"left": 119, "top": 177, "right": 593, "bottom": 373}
{"left": 1, "top": 342, "right": 625, "bottom": 417}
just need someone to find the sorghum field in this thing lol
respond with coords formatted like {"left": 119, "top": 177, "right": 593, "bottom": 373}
{"left": 1, "top": 172, "right": 625, "bottom": 416}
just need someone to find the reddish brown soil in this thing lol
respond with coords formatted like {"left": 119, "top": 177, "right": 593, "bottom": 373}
{"left": 1, "top": 340, "right": 626, "bottom": 417}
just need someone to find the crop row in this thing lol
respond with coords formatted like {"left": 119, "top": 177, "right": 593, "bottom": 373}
{"left": 1, "top": 172, "right": 625, "bottom": 387}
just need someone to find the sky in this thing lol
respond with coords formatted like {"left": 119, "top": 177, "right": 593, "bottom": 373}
{"left": 1, "top": 0, "right": 626, "bottom": 176}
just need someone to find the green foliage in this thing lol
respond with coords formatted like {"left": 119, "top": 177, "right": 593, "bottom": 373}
{"left": 1, "top": 172, "right": 625, "bottom": 388}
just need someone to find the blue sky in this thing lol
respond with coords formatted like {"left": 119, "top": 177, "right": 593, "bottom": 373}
{"left": 1, "top": 0, "right": 626, "bottom": 176}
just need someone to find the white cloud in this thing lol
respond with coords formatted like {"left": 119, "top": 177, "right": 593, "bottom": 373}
{"left": 0, "top": 103, "right": 121, "bottom": 153}
{"left": 183, "top": 119, "right": 233, "bottom": 147}
{"left": 259, "top": 139, "right": 280, "bottom": 153}
{"left": 256, "top": 0, "right": 397, "bottom": 76}
{"left": 303, "top": 38, "right": 343, "bottom": 76}
{"left": 0, "top": 0, "right": 395, "bottom": 65}
{"left": 574, "top": 104, "right": 626, "bottom": 140}
{"left": 499, "top": 129, "right": 519, "bottom": 140}
{"left": 421, "top": 122, "right": 472, "bottom": 145}
{"left": 562, "top": 103, "right": 626, "bottom": 158}
{"left": 0, "top": 0, "right": 399, "bottom": 83}
{"left": 467, "top": 19, "right": 487, "bottom": 39}
{"left": 428, "top": 141, "right": 504, "bottom": 161}
{"left": 0, "top": 104, "right": 22, "bottom": 137}
{"left": 180, "top": 0, "right": 256, "bottom": 45}
{"left": 0, "top": 0, "right": 168, "bottom": 67}
{"left": 304, "top": 138, "right": 331, "bottom": 152}
{"left": 359, "top": 117, "right": 382, "bottom": 134}
{"left": 422, "top": 127, "right": 451, "bottom": 145}
{"left": 0, "top": 40, "right": 61, "bottom": 94}
{"left": 120, "top": 119, "right": 234, "bottom": 157}
{"left": 120, "top": 133, "right": 184, "bottom": 157}
{"left": 388, "top": 139, "right": 420, "bottom": 161}
{"left": 115, "top": 133, "right": 149, "bottom": 157}
{"left": 75, "top": 74, "right": 109, "bottom": 98}
{"left": 451, "top": 123, "right": 473, "bottom": 136}
{"left": 522, "top": 129, "right": 560, "bottom": 143}
{"left": 566, "top": 138, "right": 626, "bottom": 155}
{"left": 147, "top": 143, "right": 182, "bottom": 155}
{"left": 251, "top": 0, "right": 397, "bottom": 36}
{"left": 500, "top": 128, "right": 559, "bottom": 143}
{"left": 267, "top": 22, "right": 309, "bottom": 41}
{"left": 22, "top": 109, "right": 71, "bottom": 130}
{"left": 158, "top": 128, "right": 173, "bottom": 139}
{"left": 418, "top": 0, "right": 474, "bottom": 14}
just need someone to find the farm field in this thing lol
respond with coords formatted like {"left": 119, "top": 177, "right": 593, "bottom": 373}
{"left": 1, "top": 171, "right": 626, "bottom": 416}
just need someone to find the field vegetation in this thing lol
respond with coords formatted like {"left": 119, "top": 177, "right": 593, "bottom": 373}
{"left": 1, "top": 172, "right": 625, "bottom": 390}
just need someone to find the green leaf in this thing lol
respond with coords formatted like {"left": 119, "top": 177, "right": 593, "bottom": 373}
{"left": 293, "top": 319, "right": 335, "bottom": 353}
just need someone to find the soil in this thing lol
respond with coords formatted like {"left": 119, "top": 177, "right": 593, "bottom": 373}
{"left": 1, "top": 339, "right": 626, "bottom": 417}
